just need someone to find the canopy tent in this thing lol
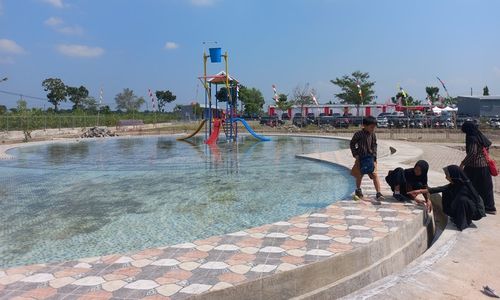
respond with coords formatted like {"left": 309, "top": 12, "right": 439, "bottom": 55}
{"left": 432, "top": 106, "right": 443, "bottom": 114}
{"left": 442, "top": 106, "right": 458, "bottom": 112}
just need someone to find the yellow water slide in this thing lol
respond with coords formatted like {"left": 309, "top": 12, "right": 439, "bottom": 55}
{"left": 176, "top": 120, "right": 207, "bottom": 141}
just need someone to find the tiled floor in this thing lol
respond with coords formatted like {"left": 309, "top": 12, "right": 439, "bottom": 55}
{"left": 0, "top": 140, "right": 434, "bottom": 300}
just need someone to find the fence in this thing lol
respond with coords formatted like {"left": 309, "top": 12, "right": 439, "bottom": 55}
{"left": 0, "top": 114, "right": 178, "bottom": 131}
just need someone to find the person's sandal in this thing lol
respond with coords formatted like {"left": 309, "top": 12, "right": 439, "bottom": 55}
{"left": 486, "top": 210, "right": 497, "bottom": 215}
{"left": 353, "top": 189, "right": 364, "bottom": 201}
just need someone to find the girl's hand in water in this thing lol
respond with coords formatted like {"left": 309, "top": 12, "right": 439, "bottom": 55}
{"left": 414, "top": 197, "right": 432, "bottom": 213}
{"left": 426, "top": 199, "right": 433, "bottom": 213}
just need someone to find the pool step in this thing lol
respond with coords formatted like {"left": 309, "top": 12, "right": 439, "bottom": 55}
{"left": 193, "top": 211, "right": 434, "bottom": 300}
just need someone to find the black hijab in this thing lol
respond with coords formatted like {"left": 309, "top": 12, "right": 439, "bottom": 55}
{"left": 404, "top": 160, "right": 429, "bottom": 186}
{"left": 443, "top": 165, "right": 486, "bottom": 220}
{"left": 461, "top": 121, "right": 492, "bottom": 148}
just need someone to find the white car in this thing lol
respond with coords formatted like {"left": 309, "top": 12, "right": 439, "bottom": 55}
{"left": 377, "top": 117, "right": 389, "bottom": 128}
{"left": 489, "top": 118, "right": 500, "bottom": 128}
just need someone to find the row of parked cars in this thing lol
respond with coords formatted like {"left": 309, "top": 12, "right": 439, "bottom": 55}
{"left": 259, "top": 112, "right": 489, "bottom": 129}
{"left": 376, "top": 113, "right": 462, "bottom": 129}
{"left": 259, "top": 113, "right": 365, "bottom": 128}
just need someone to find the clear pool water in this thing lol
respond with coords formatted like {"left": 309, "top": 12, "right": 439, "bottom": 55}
{"left": 0, "top": 135, "right": 353, "bottom": 268}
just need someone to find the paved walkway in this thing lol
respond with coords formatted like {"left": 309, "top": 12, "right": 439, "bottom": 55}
{"left": 344, "top": 143, "right": 500, "bottom": 300}
{"left": 0, "top": 140, "right": 429, "bottom": 300}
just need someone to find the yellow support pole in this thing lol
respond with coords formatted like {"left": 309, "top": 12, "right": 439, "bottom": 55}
{"left": 224, "top": 52, "right": 230, "bottom": 93}
{"left": 203, "top": 51, "right": 211, "bottom": 136}
{"left": 223, "top": 51, "right": 235, "bottom": 140}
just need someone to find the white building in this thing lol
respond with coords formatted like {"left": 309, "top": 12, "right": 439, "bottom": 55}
{"left": 268, "top": 103, "right": 398, "bottom": 118}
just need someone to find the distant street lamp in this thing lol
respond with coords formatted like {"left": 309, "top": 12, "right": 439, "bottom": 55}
{"left": 0, "top": 77, "right": 7, "bottom": 83}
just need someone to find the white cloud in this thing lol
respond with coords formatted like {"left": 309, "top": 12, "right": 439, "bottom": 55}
{"left": 57, "top": 25, "right": 84, "bottom": 35}
{"left": 44, "top": 17, "right": 84, "bottom": 35}
{"left": 0, "top": 39, "right": 26, "bottom": 54}
{"left": 42, "top": 0, "right": 64, "bottom": 8}
{"left": 164, "top": 42, "right": 179, "bottom": 50}
{"left": 0, "top": 56, "right": 14, "bottom": 64}
{"left": 57, "top": 44, "right": 104, "bottom": 58}
{"left": 44, "top": 17, "right": 63, "bottom": 27}
{"left": 190, "top": 0, "right": 219, "bottom": 6}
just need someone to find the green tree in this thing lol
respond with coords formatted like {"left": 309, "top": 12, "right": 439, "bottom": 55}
{"left": 276, "top": 93, "right": 293, "bottom": 115}
{"left": 443, "top": 97, "right": 458, "bottom": 106}
{"left": 239, "top": 86, "right": 265, "bottom": 115}
{"left": 0, "top": 105, "right": 7, "bottom": 115}
{"left": 215, "top": 87, "right": 229, "bottom": 102}
{"left": 81, "top": 97, "right": 99, "bottom": 112}
{"left": 42, "top": 78, "right": 67, "bottom": 111}
{"left": 192, "top": 103, "right": 203, "bottom": 119}
{"left": 215, "top": 87, "right": 238, "bottom": 104}
{"left": 425, "top": 86, "right": 440, "bottom": 104}
{"left": 16, "top": 99, "right": 28, "bottom": 113}
{"left": 292, "top": 84, "right": 314, "bottom": 117}
{"left": 115, "top": 88, "right": 145, "bottom": 112}
{"left": 155, "top": 90, "right": 176, "bottom": 112}
{"left": 100, "top": 105, "right": 111, "bottom": 114}
{"left": 66, "top": 86, "right": 89, "bottom": 110}
{"left": 483, "top": 86, "right": 490, "bottom": 96}
{"left": 391, "top": 92, "right": 421, "bottom": 106}
{"left": 173, "top": 104, "right": 183, "bottom": 113}
{"left": 330, "top": 71, "right": 375, "bottom": 116}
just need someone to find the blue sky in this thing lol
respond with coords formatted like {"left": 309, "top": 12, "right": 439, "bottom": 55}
{"left": 0, "top": 0, "right": 499, "bottom": 110}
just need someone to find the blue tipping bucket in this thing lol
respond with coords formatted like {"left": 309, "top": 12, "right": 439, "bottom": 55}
{"left": 209, "top": 47, "right": 222, "bottom": 63}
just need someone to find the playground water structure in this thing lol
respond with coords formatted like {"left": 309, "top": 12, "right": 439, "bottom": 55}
{"left": 176, "top": 46, "right": 272, "bottom": 145}
{"left": 0, "top": 135, "right": 353, "bottom": 268}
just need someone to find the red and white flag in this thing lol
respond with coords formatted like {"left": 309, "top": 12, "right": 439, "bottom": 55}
{"left": 272, "top": 84, "right": 279, "bottom": 103}
{"left": 148, "top": 89, "right": 157, "bottom": 112}
{"left": 311, "top": 92, "right": 319, "bottom": 106}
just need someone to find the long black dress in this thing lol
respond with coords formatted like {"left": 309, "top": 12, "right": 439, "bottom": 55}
{"left": 461, "top": 121, "right": 496, "bottom": 212}
{"left": 428, "top": 165, "right": 486, "bottom": 231}
{"left": 386, "top": 160, "right": 429, "bottom": 199}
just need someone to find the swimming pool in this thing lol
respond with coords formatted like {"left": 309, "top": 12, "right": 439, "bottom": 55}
{"left": 0, "top": 135, "right": 354, "bottom": 268}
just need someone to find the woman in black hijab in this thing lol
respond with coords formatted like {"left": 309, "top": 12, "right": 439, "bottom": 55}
{"left": 410, "top": 165, "right": 486, "bottom": 231}
{"left": 386, "top": 160, "right": 430, "bottom": 201}
{"left": 461, "top": 121, "right": 495, "bottom": 214}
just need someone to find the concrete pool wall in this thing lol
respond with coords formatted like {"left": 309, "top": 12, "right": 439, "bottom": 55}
{"left": 0, "top": 136, "right": 446, "bottom": 299}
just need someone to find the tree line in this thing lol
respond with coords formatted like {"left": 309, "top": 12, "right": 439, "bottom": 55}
{"left": 2, "top": 74, "right": 493, "bottom": 117}
{"left": 40, "top": 78, "right": 177, "bottom": 113}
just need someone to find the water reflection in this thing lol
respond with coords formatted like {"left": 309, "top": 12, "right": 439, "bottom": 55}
{"left": 115, "top": 138, "right": 145, "bottom": 156}
{"left": 46, "top": 142, "right": 89, "bottom": 165}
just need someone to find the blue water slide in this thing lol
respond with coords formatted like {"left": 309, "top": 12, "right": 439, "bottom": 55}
{"left": 232, "top": 118, "right": 271, "bottom": 141}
